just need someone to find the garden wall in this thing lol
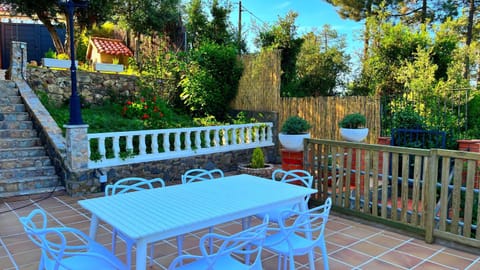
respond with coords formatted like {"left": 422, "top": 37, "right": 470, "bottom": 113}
{"left": 26, "top": 67, "right": 139, "bottom": 106}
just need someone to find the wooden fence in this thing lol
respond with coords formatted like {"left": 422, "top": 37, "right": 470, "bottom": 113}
{"left": 305, "top": 138, "right": 480, "bottom": 248}
{"left": 231, "top": 50, "right": 381, "bottom": 144}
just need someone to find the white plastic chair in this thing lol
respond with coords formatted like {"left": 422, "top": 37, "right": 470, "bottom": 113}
{"left": 19, "top": 209, "right": 128, "bottom": 270}
{"left": 177, "top": 168, "right": 225, "bottom": 255}
{"left": 263, "top": 197, "right": 332, "bottom": 270}
{"left": 168, "top": 215, "right": 269, "bottom": 270}
{"left": 105, "top": 177, "right": 166, "bottom": 267}
{"left": 181, "top": 168, "right": 224, "bottom": 184}
{"left": 243, "top": 169, "right": 313, "bottom": 228}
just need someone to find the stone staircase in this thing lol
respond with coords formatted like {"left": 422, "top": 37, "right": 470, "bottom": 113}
{"left": 0, "top": 81, "right": 62, "bottom": 198}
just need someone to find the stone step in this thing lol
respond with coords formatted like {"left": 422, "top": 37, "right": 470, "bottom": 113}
{"left": 0, "top": 83, "right": 18, "bottom": 97}
{"left": 0, "top": 166, "right": 57, "bottom": 179}
{"left": 0, "top": 147, "right": 45, "bottom": 159}
{"left": 0, "top": 129, "right": 37, "bottom": 138}
{"left": 0, "top": 104, "right": 25, "bottom": 113}
{"left": 0, "top": 96, "right": 21, "bottom": 104}
{"left": 0, "top": 187, "right": 66, "bottom": 200}
{"left": 0, "top": 120, "right": 33, "bottom": 129}
{"left": 0, "top": 138, "right": 41, "bottom": 148}
{"left": 0, "top": 156, "right": 51, "bottom": 169}
{"left": 1, "top": 112, "right": 30, "bottom": 121}
{"left": 0, "top": 176, "right": 61, "bottom": 198}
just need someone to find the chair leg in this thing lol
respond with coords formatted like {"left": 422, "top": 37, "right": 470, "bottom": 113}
{"left": 320, "top": 240, "right": 329, "bottom": 270}
{"left": 149, "top": 244, "right": 154, "bottom": 266}
{"left": 208, "top": 227, "right": 214, "bottom": 253}
{"left": 112, "top": 229, "right": 117, "bottom": 253}
{"left": 288, "top": 254, "right": 295, "bottom": 270}
{"left": 308, "top": 250, "right": 315, "bottom": 270}
{"left": 176, "top": 235, "right": 183, "bottom": 256}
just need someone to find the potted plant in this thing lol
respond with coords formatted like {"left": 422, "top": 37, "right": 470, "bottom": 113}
{"left": 339, "top": 113, "right": 368, "bottom": 142}
{"left": 238, "top": 147, "right": 274, "bottom": 177}
{"left": 279, "top": 116, "right": 311, "bottom": 151}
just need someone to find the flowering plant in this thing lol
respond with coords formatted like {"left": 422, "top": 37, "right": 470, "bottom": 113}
{"left": 121, "top": 88, "right": 169, "bottom": 129}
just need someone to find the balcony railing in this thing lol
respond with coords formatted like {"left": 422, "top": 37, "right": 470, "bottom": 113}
{"left": 87, "top": 123, "right": 274, "bottom": 169}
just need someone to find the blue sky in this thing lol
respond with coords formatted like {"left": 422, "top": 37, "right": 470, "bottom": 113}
{"left": 229, "top": 0, "right": 364, "bottom": 65}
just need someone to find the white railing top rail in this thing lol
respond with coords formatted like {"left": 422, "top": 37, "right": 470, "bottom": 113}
{"left": 87, "top": 122, "right": 274, "bottom": 169}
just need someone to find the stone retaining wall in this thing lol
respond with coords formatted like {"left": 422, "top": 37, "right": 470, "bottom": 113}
{"left": 26, "top": 67, "right": 139, "bottom": 106}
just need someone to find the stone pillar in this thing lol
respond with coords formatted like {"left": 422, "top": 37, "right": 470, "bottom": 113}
{"left": 8, "top": 41, "right": 27, "bottom": 80}
{"left": 65, "top": 124, "right": 89, "bottom": 171}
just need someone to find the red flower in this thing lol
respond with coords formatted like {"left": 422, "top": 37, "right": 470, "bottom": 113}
{"left": 153, "top": 106, "right": 159, "bottom": 112}
{"left": 159, "top": 112, "right": 164, "bottom": 117}
{"left": 126, "top": 101, "right": 132, "bottom": 105}
{"left": 142, "top": 113, "right": 149, "bottom": 119}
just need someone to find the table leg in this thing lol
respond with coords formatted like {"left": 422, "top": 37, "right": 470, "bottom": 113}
{"left": 136, "top": 239, "right": 147, "bottom": 270}
{"left": 88, "top": 214, "right": 99, "bottom": 239}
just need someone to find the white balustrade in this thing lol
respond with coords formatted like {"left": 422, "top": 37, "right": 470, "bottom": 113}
{"left": 87, "top": 123, "right": 274, "bottom": 169}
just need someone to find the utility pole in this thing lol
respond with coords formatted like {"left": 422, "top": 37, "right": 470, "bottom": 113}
{"left": 238, "top": 0, "right": 242, "bottom": 55}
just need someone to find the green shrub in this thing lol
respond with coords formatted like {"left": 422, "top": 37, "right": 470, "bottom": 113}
{"left": 251, "top": 147, "right": 265, "bottom": 169}
{"left": 180, "top": 42, "right": 243, "bottom": 120}
{"left": 392, "top": 105, "right": 425, "bottom": 129}
{"left": 281, "top": 116, "right": 311, "bottom": 134}
{"left": 339, "top": 113, "right": 366, "bottom": 129}
{"left": 44, "top": 48, "right": 56, "bottom": 58}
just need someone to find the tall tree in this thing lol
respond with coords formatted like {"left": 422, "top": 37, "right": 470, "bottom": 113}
{"left": 324, "top": 0, "right": 394, "bottom": 59}
{"left": 185, "top": 0, "right": 234, "bottom": 48}
{"left": 256, "top": 11, "right": 304, "bottom": 96}
{"left": 1, "top": 0, "right": 114, "bottom": 56}
{"left": 296, "top": 26, "right": 350, "bottom": 96}
{"left": 113, "top": 0, "right": 181, "bottom": 38}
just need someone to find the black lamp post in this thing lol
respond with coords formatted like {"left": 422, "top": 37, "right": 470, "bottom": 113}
{"left": 60, "top": 0, "right": 88, "bottom": 125}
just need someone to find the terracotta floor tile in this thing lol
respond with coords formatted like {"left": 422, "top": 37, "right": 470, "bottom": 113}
{"left": 349, "top": 240, "right": 390, "bottom": 257}
{"left": 330, "top": 248, "right": 372, "bottom": 267}
{"left": 430, "top": 251, "right": 475, "bottom": 269}
{"left": 361, "top": 258, "right": 409, "bottom": 269}
{"left": 327, "top": 232, "right": 362, "bottom": 247}
{"left": 367, "top": 233, "right": 406, "bottom": 249}
{"left": 379, "top": 250, "right": 423, "bottom": 268}
{"left": 395, "top": 241, "right": 439, "bottom": 259}
{"left": 413, "top": 261, "right": 457, "bottom": 270}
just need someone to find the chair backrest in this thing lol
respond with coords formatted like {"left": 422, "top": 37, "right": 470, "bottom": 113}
{"left": 168, "top": 216, "right": 269, "bottom": 269}
{"left": 19, "top": 209, "right": 48, "bottom": 248}
{"left": 19, "top": 209, "right": 127, "bottom": 270}
{"left": 105, "top": 177, "right": 165, "bottom": 196}
{"left": 181, "top": 168, "right": 224, "bottom": 184}
{"left": 272, "top": 169, "right": 314, "bottom": 201}
{"left": 275, "top": 197, "right": 332, "bottom": 253}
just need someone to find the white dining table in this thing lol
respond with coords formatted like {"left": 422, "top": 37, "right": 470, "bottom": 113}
{"left": 78, "top": 174, "right": 317, "bottom": 270}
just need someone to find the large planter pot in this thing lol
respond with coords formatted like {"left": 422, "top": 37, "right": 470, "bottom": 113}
{"left": 340, "top": 128, "right": 369, "bottom": 142}
{"left": 238, "top": 163, "right": 274, "bottom": 178}
{"left": 278, "top": 133, "right": 310, "bottom": 152}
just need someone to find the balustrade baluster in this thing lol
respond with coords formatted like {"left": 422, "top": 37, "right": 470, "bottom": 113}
{"left": 98, "top": 137, "right": 106, "bottom": 160}
{"left": 139, "top": 134, "right": 146, "bottom": 155}
{"left": 195, "top": 130, "right": 201, "bottom": 149}
{"left": 185, "top": 131, "right": 192, "bottom": 150}
{"left": 174, "top": 132, "right": 181, "bottom": 151}
{"left": 163, "top": 132, "right": 170, "bottom": 152}
{"left": 113, "top": 136, "right": 120, "bottom": 158}
{"left": 152, "top": 132, "right": 159, "bottom": 154}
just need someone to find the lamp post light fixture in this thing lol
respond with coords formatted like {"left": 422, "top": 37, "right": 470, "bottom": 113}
{"left": 59, "top": 0, "right": 88, "bottom": 125}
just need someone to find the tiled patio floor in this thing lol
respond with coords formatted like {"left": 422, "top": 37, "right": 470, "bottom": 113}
{"left": 1, "top": 191, "right": 479, "bottom": 270}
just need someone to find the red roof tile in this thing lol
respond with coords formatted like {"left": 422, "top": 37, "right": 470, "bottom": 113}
{"left": 91, "top": 37, "right": 133, "bottom": 57}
